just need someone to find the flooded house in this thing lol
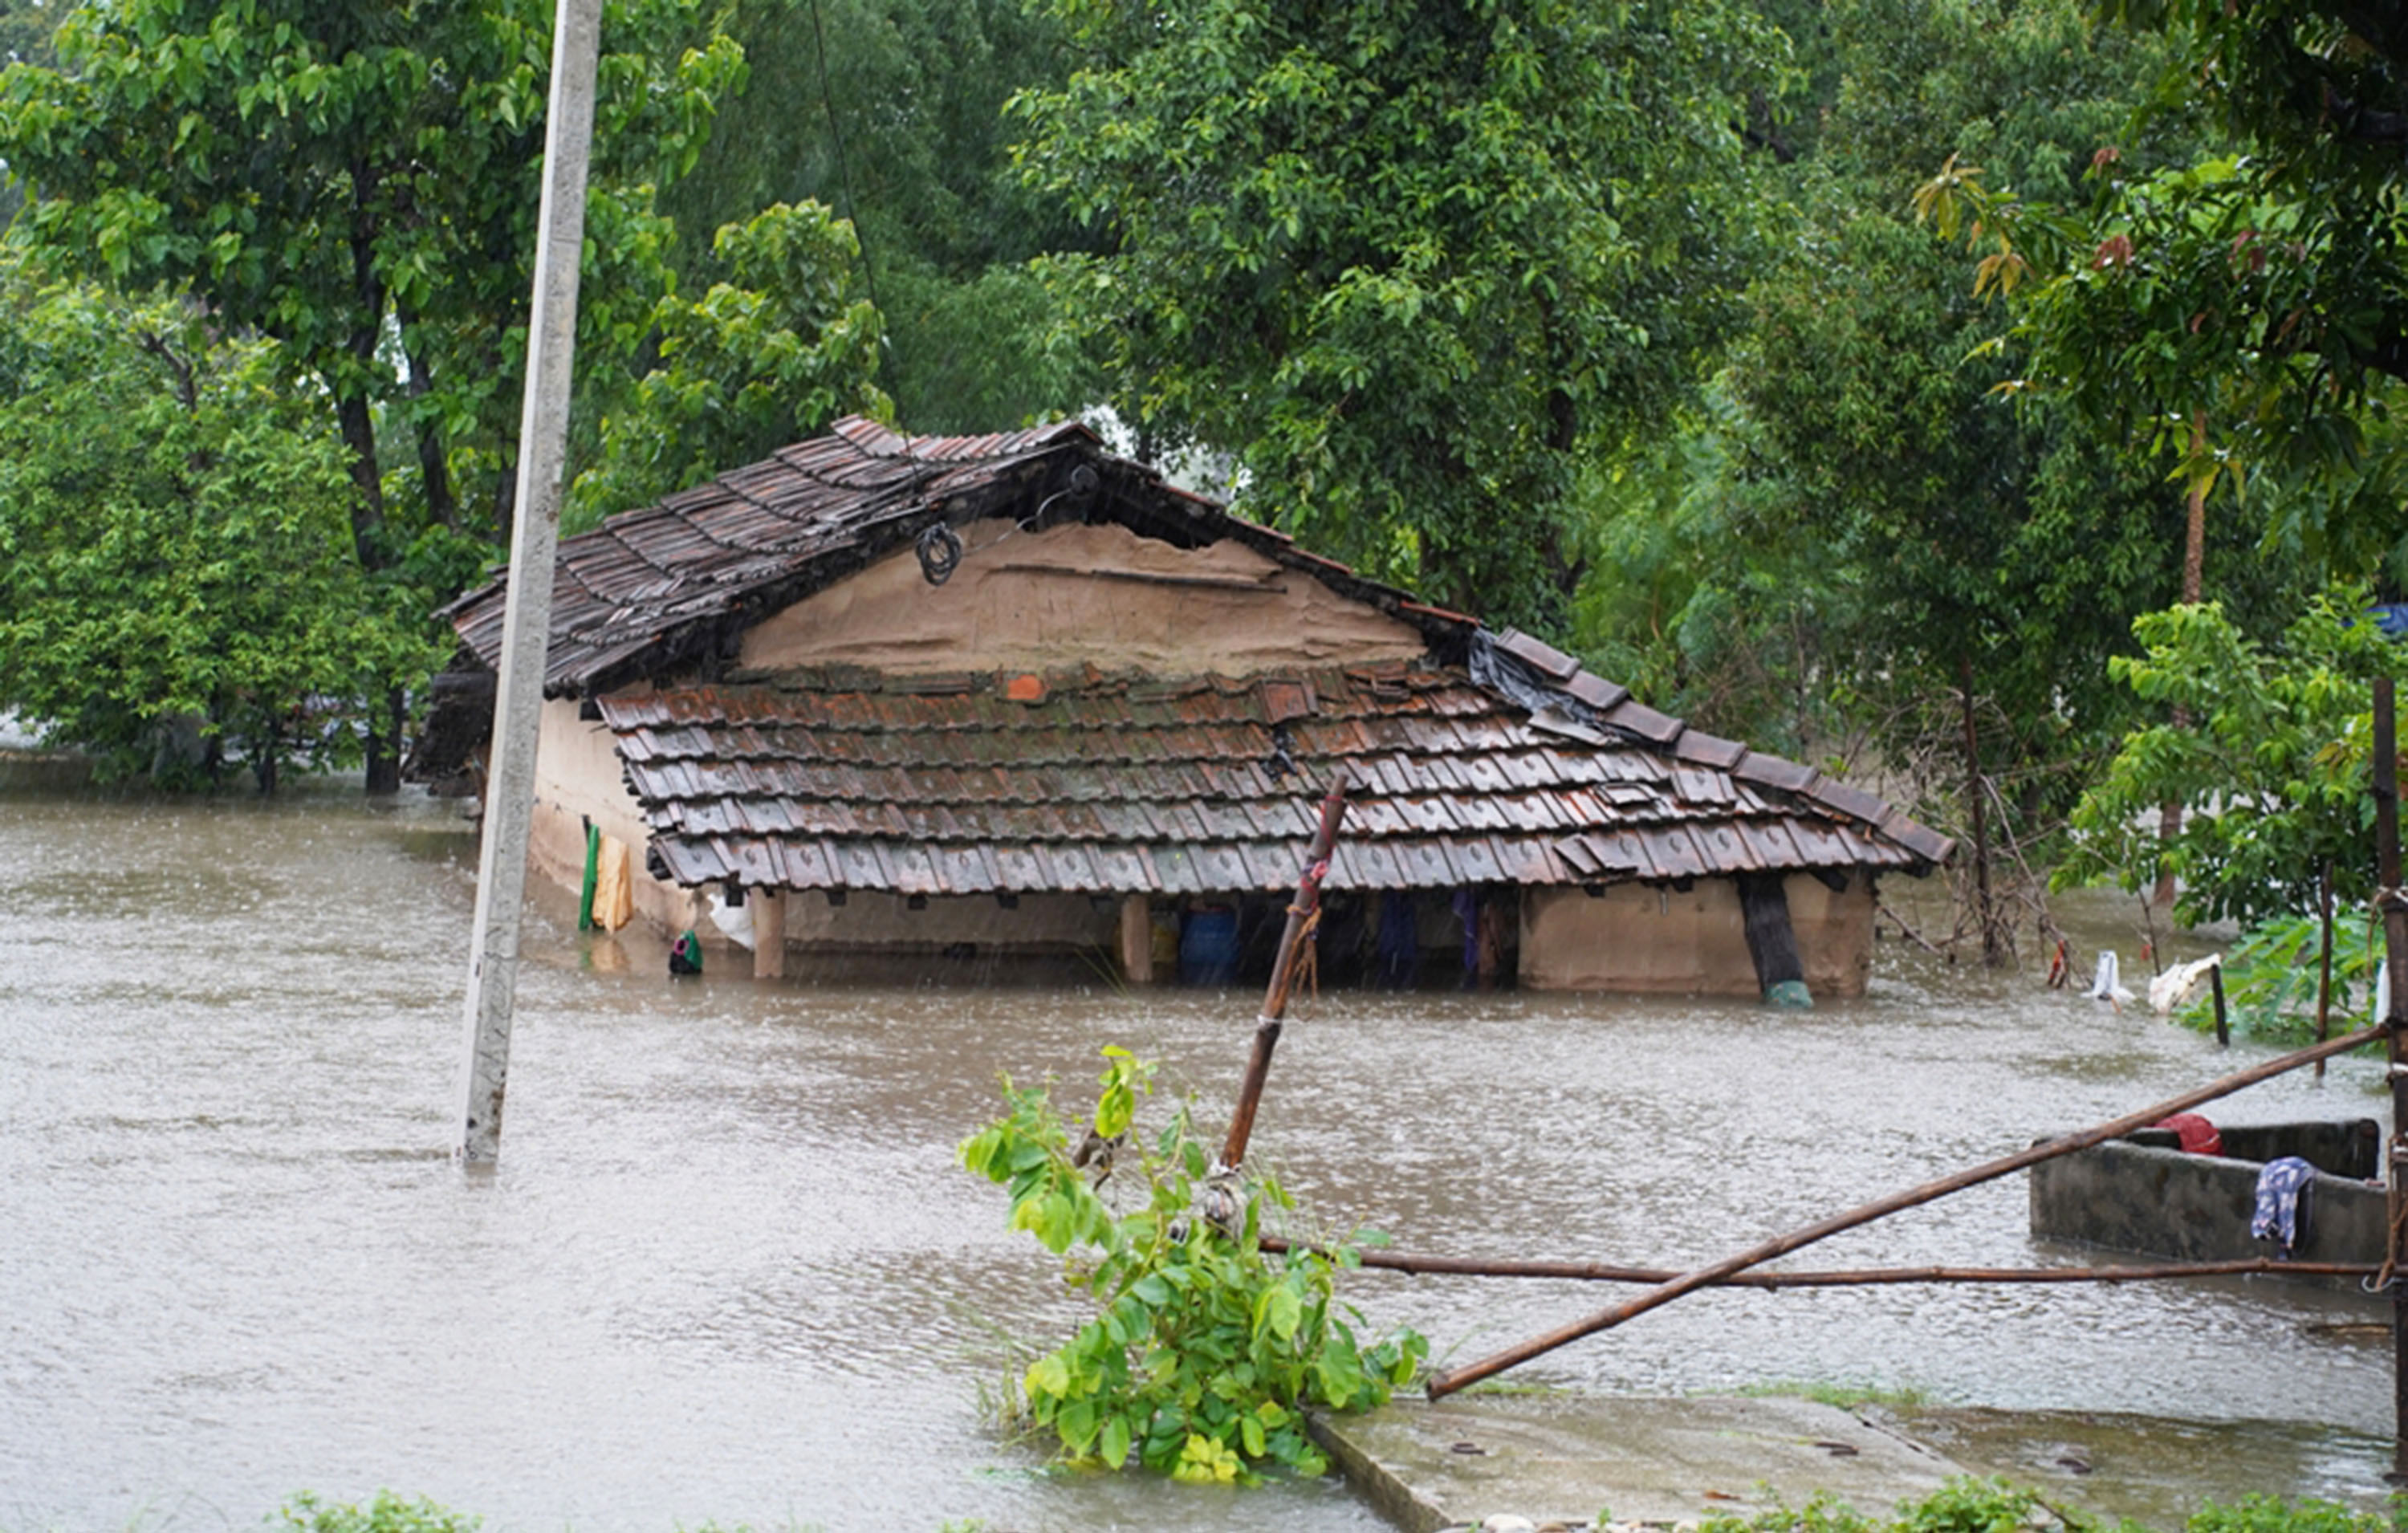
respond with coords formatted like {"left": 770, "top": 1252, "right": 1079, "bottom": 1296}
{"left": 407, "top": 417, "right": 1950, "bottom": 995}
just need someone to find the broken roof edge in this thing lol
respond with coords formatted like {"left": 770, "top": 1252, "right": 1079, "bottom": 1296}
{"left": 1466, "top": 629, "right": 1954, "bottom": 872}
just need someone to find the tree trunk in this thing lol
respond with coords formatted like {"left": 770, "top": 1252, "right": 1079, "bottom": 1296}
{"left": 336, "top": 386, "right": 405, "bottom": 794}
{"left": 2154, "top": 412, "right": 2209, "bottom": 906}
{"left": 1960, "top": 657, "right": 2003, "bottom": 966}
{"left": 492, "top": 453, "right": 519, "bottom": 546}
{"left": 397, "top": 314, "right": 458, "bottom": 531}
{"left": 334, "top": 388, "right": 388, "bottom": 569}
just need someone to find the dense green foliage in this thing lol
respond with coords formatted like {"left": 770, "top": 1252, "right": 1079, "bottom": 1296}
{"left": 1920, "top": 0, "right": 2408, "bottom": 586}
{"left": 0, "top": 269, "right": 437, "bottom": 787}
{"left": 2054, "top": 588, "right": 2408, "bottom": 928}
{"left": 0, "top": 0, "right": 887, "bottom": 783}
{"left": 0, "top": 0, "right": 745, "bottom": 545}
{"left": 2170, "top": 911, "right": 2381, "bottom": 1043}
{"left": 566, "top": 199, "right": 888, "bottom": 527}
{"left": 1011, "top": 0, "right": 1776, "bottom": 631}
{"left": 1562, "top": 0, "right": 2259, "bottom": 957}
{"left": 657, "top": 0, "right": 1095, "bottom": 433}
{"left": 2053, "top": 587, "right": 2406, "bottom": 1040}
{"left": 959, "top": 1048, "right": 1422, "bottom": 1482}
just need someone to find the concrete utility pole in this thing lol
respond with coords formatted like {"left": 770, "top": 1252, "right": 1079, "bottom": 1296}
{"left": 455, "top": 0, "right": 601, "bottom": 1167}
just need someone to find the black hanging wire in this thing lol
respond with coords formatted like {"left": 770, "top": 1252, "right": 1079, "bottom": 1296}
{"left": 806, "top": 0, "right": 887, "bottom": 344}
{"left": 916, "top": 522, "right": 963, "bottom": 585}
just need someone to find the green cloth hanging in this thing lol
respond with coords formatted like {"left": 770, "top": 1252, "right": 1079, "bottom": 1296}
{"left": 577, "top": 822, "right": 600, "bottom": 932}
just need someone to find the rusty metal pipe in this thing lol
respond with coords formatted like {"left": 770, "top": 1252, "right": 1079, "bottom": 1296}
{"left": 1218, "top": 779, "right": 1349, "bottom": 1173}
{"left": 1258, "top": 1235, "right": 2375, "bottom": 1287}
{"left": 1424, "top": 1018, "right": 2391, "bottom": 1399}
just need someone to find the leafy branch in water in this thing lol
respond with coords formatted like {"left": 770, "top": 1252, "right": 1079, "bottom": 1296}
{"left": 2055, "top": 584, "right": 2408, "bottom": 929}
{"left": 958, "top": 1047, "right": 1424, "bottom": 1483}
{"left": 2174, "top": 913, "right": 2382, "bottom": 1046}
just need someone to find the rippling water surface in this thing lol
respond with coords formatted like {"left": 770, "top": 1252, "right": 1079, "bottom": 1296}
{"left": 0, "top": 788, "right": 2394, "bottom": 1531}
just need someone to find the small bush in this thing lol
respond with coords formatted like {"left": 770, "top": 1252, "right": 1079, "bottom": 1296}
{"left": 1700, "top": 1478, "right": 2406, "bottom": 1533}
{"left": 2186, "top": 1494, "right": 2407, "bottom": 1533}
{"left": 959, "top": 1047, "right": 1424, "bottom": 1483}
{"left": 275, "top": 1492, "right": 479, "bottom": 1533}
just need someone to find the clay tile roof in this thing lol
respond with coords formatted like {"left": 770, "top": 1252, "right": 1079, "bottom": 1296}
{"left": 436, "top": 414, "right": 1438, "bottom": 701}
{"left": 608, "top": 667, "right": 1950, "bottom": 897}
{"left": 415, "top": 417, "right": 1954, "bottom": 880}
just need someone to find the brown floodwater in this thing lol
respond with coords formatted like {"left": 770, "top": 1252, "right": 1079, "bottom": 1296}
{"left": 0, "top": 787, "right": 2398, "bottom": 1531}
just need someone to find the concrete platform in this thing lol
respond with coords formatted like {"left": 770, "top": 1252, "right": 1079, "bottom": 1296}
{"left": 1310, "top": 1394, "right": 2402, "bottom": 1532}
{"left": 1308, "top": 1393, "right": 1969, "bottom": 1532}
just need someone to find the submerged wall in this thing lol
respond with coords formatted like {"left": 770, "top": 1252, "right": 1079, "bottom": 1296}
{"left": 764, "top": 889, "right": 1119, "bottom": 953}
{"left": 1517, "top": 874, "right": 1874, "bottom": 996}
{"left": 2028, "top": 1131, "right": 2385, "bottom": 1271}
{"left": 528, "top": 692, "right": 706, "bottom": 937}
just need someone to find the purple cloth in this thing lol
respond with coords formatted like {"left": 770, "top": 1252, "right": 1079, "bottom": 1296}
{"left": 2251, "top": 1156, "right": 2318, "bottom": 1257}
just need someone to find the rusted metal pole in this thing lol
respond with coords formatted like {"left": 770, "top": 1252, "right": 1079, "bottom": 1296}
{"left": 1260, "top": 1236, "right": 2374, "bottom": 1287}
{"left": 1425, "top": 1018, "right": 2389, "bottom": 1398}
{"left": 1218, "top": 779, "right": 1348, "bottom": 1173}
{"left": 2317, "top": 860, "right": 2337, "bottom": 1081}
{"left": 2374, "top": 677, "right": 2408, "bottom": 1480}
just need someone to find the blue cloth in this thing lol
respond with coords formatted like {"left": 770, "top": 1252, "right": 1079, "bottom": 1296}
{"left": 2251, "top": 1156, "right": 2319, "bottom": 1257}
{"left": 1451, "top": 888, "right": 1478, "bottom": 973}
{"left": 1375, "top": 893, "right": 1419, "bottom": 987}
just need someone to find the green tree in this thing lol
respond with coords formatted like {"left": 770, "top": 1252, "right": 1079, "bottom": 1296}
{"left": 0, "top": 0, "right": 744, "bottom": 786}
{"left": 1011, "top": 0, "right": 1778, "bottom": 633}
{"left": 658, "top": 0, "right": 1095, "bottom": 433}
{"left": 1570, "top": 0, "right": 2297, "bottom": 958}
{"left": 1914, "top": 0, "right": 2408, "bottom": 585}
{"left": 2055, "top": 587, "right": 2406, "bottom": 929}
{"left": 567, "top": 200, "right": 889, "bottom": 527}
{"left": 0, "top": 270, "right": 437, "bottom": 789}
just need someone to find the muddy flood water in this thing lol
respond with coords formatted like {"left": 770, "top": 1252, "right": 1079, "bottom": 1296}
{"left": 2, "top": 787, "right": 2399, "bottom": 1531}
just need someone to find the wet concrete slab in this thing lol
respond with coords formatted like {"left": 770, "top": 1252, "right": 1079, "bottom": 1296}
{"left": 1314, "top": 1395, "right": 2402, "bottom": 1532}
{"left": 1310, "top": 1393, "right": 1969, "bottom": 1532}
{"left": 1889, "top": 1406, "right": 2397, "bottom": 1529}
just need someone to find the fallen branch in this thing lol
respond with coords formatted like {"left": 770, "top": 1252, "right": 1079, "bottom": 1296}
{"left": 1876, "top": 900, "right": 1946, "bottom": 957}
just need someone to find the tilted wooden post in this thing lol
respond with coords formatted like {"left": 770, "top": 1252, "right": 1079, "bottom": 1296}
{"left": 1218, "top": 779, "right": 1348, "bottom": 1173}
{"left": 2373, "top": 677, "right": 2408, "bottom": 1478}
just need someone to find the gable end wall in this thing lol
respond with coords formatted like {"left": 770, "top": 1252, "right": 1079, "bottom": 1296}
{"left": 739, "top": 521, "right": 1427, "bottom": 677}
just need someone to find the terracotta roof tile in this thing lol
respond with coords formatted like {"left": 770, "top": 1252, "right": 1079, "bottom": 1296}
{"left": 422, "top": 417, "right": 1949, "bottom": 884}
{"left": 606, "top": 668, "right": 1944, "bottom": 896}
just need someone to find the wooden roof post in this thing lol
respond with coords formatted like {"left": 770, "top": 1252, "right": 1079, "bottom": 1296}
{"left": 455, "top": 0, "right": 600, "bottom": 1169}
{"left": 751, "top": 888, "right": 787, "bottom": 980}
{"left": 1119, "top": 894, "right": 1154, "bottom": 986}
